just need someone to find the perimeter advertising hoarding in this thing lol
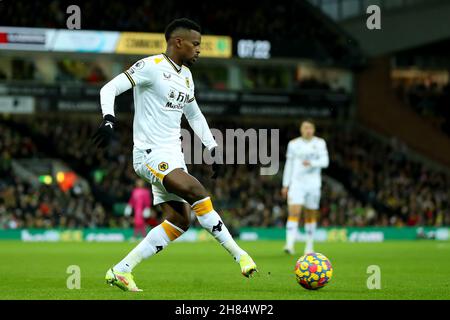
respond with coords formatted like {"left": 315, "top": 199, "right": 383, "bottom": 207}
{"left": 0, "top": 227, "right": 447, "bottom": 242}
{"left": 51, "top": 29, "right": 119, "bottom": 53}
{"left": 0, "top": 27, "right": 55, "bottom": 51}
{"left": 0, "top": 96, "right": 35, "bottom": 114}
{"left": 116, "top": 32, "right": 232, "bottom": 58}
{"left": 0, "top": 27, "right": 232, "bottom": 58}
{"left": 115, "top": 32, "right": 165, "bottom": 55}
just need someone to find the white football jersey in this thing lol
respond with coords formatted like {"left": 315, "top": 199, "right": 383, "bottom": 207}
{"left": 282, "top": 136, "right": 329, "bottom": 189}
{"left": 124, "top": 53, "right": 213, "bottom": 152}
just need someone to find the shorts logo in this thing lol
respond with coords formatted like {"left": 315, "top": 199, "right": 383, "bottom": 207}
{"left": 158, "top": 162, "right": 169, "bottom": 172}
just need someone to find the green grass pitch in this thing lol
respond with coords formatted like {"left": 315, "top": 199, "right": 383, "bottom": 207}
{"left": 0, "top": 240, "right": 449, "bottom": 300}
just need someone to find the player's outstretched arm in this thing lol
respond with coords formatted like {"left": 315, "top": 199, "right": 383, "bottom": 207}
{"left": 94, "top": 58, "right": 154, "bottom": 148}
{"left": 183, "top": 98, "right": 217, "bottom": 150}
{"left": 183, "top": 98, "right": 221, "bottom": 178}
{"left": 92, "top": 73, "right": 133, "bottom": 148}
{"left": 100, "top": 73, "right": 133, "bottom": 117}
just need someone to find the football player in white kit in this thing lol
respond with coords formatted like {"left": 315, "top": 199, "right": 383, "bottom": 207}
{"left": 281, "top": 120, "right": 329, "bottom": 255}
{"left": 93, "top": 19, "right": 257, "bottom": 292}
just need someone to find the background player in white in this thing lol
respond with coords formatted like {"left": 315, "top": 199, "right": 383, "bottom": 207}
{"left": 93, "top": 18, "right": 257, "bottom": 292}
{"left": 281, "top": 120, "right": 329, "bottom": 255}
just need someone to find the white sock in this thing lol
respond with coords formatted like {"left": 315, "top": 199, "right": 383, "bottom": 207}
{"left": 114, "top": 220, "right": 183, "bottom": 273}
{"left": 286, "top": 219, "right": 298, "bottom": 250}
{"left": 193, "top": 197, "right": 246, "bottom": 263}
{"left": 305, "top": 221, "right": 316, "bottom": 252}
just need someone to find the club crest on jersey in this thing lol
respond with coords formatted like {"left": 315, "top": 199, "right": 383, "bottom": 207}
{"left": 158, "top": 162, "right": 169, "bottom": 172}
{"left": 185, "top": 77, "right": 190, "bottom": 88}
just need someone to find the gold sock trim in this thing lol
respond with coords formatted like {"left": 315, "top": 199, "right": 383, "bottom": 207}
{"left": 192, "top": 197, "right": 213, "bottom": 216}
{"left": 161, "top": 220, "right": 182, "bottom": 241}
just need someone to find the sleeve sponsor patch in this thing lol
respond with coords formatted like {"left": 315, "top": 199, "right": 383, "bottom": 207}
{"left": 133, "top": 60, "right": 145, "bottom": 70}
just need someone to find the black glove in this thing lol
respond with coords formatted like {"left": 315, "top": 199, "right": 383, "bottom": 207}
{"left": 210, "top": 147, "right": 224, "bottom": 179}
{"left": 92, "top": 114, "right": 116, "bottom": 148}
{"left": 211, "top": 162, "right": 223, "bottom": 179}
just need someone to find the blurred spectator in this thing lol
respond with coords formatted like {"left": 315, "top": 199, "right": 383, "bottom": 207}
{"left": 126, "top": 179, "right": 152, "bottom": 238}
{"left": 85, "top": 65, "right": 107, "bottom": 84}
{"left": 11, "top": 59, "right": 36, "bottom": 81}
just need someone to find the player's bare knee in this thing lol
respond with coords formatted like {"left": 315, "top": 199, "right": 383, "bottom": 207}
{"left": 167, "top": 214, "right": 190, "bottom": 232}
{"left": 178, "top": 216, "right": 191, "bottom": 231}
{"left": 187, "top": 185, "right": 209, "bottom": 204}
{"left": 177, "top": 183, "right": 208, "bottom": 204}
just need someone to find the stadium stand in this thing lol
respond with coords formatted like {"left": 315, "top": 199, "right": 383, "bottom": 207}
{"left": 2, "top": 114, "right": 448, "bottom": 229}
{"left": 0, "top": 0, "right": 362, "bottom": 66}
{"left": 395, "top": 79, "right": 450, "bottom": 136}
{"left": 0, "top": 0, "right": 448, "bottom": 232}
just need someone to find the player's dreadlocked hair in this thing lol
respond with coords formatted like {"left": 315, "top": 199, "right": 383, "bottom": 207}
{"left": 164, "top": 18, "right": 202, "bottom": 41}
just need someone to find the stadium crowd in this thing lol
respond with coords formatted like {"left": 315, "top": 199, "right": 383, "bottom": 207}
{"left": 325, "top": 129, "right": 450, "bottom": 227}
{"left": 405, "top": 82, "right": 450, "bottom": 136}
{"left": 0, "top": 125, "right": 116, "bottom": 229}
{"left": 395, "top": 79, "right": 450, "bottom": 136}
{"left": 1, "top": 115, "right": 449, "bottom": 230}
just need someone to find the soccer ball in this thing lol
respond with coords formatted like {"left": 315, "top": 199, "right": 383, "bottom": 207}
{"left": 294, "top": 252, "right": 333, "bottom": 290}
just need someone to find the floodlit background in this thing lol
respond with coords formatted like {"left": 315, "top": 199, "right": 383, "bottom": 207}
{"left": 0, "top": 0, "right": 449, "bottom": 241}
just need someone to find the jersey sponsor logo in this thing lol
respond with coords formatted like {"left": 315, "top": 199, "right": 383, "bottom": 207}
{"left": 165, "top": 88, "right": 191, "bottom": 111}
{"left": 164, "top": 101, "right": 184, "bottom": 110}
{"left": 158, "top": 162, "right": 169, "bottom": 172}
{"left": 175, "top": 91, "right": 189, "bottom": 103}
